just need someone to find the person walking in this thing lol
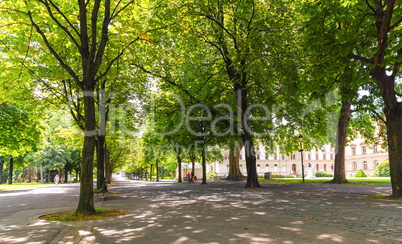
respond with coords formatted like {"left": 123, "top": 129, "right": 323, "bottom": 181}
{"left": 54, "top": 174, "right": 59, "bottom": 185}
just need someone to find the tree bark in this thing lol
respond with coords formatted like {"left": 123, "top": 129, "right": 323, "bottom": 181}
{"left": 8, "top": 156, "right": 13, "bottom": 185}
{"left": 328, "top": 100, "right": 351, "bottom": 184}
{"left": 96, "top": 85, "right": 107, "bottom": 190}
{"left": 226, "top": 139, "right": 245, "bottom": 181}
{"left": 0, "top": 157, "right": 4, "bottom": 184}
{"left": 156, "top": 159, "right": 159, "bottom": 182}
{"left": 105, "top": 146, "right": 112, "bottom": 183}
{"left": 175, "top": 147, "right": 183, "bottom": 183}
{"left": 76, "top": 92, "right": 96, "bottom": 214}
{"left": 201, "top": 143, "right": 207, "bottom": 184}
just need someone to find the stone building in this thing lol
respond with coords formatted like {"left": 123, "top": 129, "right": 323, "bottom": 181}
{"left": 209, "top": 138, "right": 388, "bottom": 177}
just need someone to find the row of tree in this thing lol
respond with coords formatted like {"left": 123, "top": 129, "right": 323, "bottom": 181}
{"left": 1, "top": 0, "right": 402, "bottom": 215}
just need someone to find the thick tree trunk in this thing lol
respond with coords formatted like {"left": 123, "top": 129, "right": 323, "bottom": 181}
{"left": 96, "top": 135, "right": 106, "bottom": 189}
{"left": 76, "top": 92, "right": 96, "bottom": 214}
{"left": 237, "top": 87, "right": 260, "bottom": 188}
{"left": 372, "top": 67, "right": 402, "bottom": 197}
{"left": 8, "top": 156, "right": 13, "bottom": 185}
{"left": 328, "top": 100, "right": 351, "bottom": 184}
{"left": 96, "top": 86, "right": 107, "bottom": 189}
{"left": 243, "top": 135, "right": 260, "bottom": 187}
{"left": 226, "top": 139, "right": 245, "bottom": 181}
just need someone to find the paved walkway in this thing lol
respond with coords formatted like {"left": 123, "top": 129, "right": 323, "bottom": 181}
{"left": 1, "top": 176, "right": 402, "bottom": 243}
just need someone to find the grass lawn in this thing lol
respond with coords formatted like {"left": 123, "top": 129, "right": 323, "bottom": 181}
{"left": 0, "top": 182, "right": 51, "bottom": 191}
{"left": 259, "top": 177, "right": 391, "bottom": 185}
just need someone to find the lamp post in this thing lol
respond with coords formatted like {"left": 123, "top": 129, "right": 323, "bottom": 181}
{"left": 298, "top": 135, "right": 305, "bottom": 183}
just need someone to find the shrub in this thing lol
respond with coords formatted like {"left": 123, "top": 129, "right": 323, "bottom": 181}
{"left": 206, "top": 171, "right": 218, "bottom": 180}
{"left": 374, "top": 159, "right": 390, "bottom": 177}
{"left": 315, "top": 172, "right": 333, "bottom": 177}
{"left": 355, "top": 169, "right": 367, "bottom": 177}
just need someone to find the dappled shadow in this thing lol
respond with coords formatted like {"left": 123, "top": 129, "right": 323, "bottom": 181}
{"left": 84, "top": 179, "right": 399, "bottom": 243}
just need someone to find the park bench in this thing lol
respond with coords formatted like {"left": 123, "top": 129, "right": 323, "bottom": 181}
{"left": 94, "top": 180, "right": 107, "bottom": 198}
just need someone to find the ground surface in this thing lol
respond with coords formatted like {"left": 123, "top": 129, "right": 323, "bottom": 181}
{"left": 0, "top": 176, "right": 401, "bottom": 243}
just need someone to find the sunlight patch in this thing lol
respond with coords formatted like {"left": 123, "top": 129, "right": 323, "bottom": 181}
{"left": 317, "top": 234, "right": 343, "bottom": 242}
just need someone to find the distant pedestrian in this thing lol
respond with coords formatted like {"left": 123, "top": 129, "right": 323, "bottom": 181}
{"left": 54, "top": 174, "right": 59, "bottom": 185}
{"left": 194, "top": 176, "right": 197, "bottom": 181}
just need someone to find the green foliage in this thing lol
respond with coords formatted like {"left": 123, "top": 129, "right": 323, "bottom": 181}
{"left": 374, "top": 160, "right": 390, "bottom": 177}
{"left": 271, "top": 174, "right": 295, "bottom": 178}
{"left": 315, "top": 172, "right": 333, "bottom": 177}
{"left": 355, "top": 169, "right": 367, "bottom": 178}
{"left": 206, "top": 171, "right": 218, "bottom": 180}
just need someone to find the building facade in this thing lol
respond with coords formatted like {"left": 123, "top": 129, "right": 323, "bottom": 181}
{"left": 209, "top": 139, "right": 388, "bottom": 177}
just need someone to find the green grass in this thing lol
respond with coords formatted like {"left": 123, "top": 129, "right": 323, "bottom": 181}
{"left": 259, "top": 177, "right": 391, "bottom": 185}
{"left": 40, "top": 208, "right": 127, "bottom": 221}
{"left": 365, "top": 194, "right": 402, "bottom": 201}
{"left": 0, "top": 182, "right": 51, "bottom": 191}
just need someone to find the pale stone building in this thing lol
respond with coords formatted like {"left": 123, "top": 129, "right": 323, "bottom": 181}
{"left": 209, "top": 138, "right": 388, "bottom": 177}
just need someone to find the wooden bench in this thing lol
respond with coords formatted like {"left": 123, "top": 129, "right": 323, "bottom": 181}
{"left": 94, "top": 180, "right": 107, "bottom": 198}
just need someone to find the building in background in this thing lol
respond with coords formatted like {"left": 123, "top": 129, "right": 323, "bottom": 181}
{"left": 209, "top": 138, "right": 387, "bottom": 177}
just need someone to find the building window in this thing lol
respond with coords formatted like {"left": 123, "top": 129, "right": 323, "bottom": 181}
{"left": 274, "top": 154, "right": 277, "bottom": 160}
{"left": 363, "top": 161, "right": 368, "bottom": 170}
{"left": 225, "top": 165, "right": 229, "bottom": 172}
{"left": 324, "top": 164, "right": 327, "bottom": 171}
{"left": 282, "top": 155, "right": 285, "bottom": 160}
{"left": 331, "top": 164, "right": 334, "bottom": 171}
{"left": 362, "top": 146, "right": 367, "bottom": 154}
{"left": 265, "top": 164, "right": 269, "bottom": 170}
{"left": 352, "top": 147, "right": 356, "bottom": 156}
{"left": 316, "top": 164, "right": 319, "bottom": 171}
{"left": 291, "top": 154, "right": 296, "bottom": 160}
{"left": 265, "top": 154, "right": 269, "bottom": 160}
{"left": 323, "top": 154, "right": 326, "bottom": 160}
{"left": 353, "top": 162, "right": 357, "bottom": 170}
{"left": 257, "top": 164, "right": 261, "bottom": 172}
{"left": 330, "top": 154, "right": 334, "bottom": 160}
{"left": 374, "top": 160, "right": 379, "bottom": 168}
{"left": 308, "top": 154, "right": 311, "bottom": 160}
{"left": 316, "top": 153, "right": 319, "bottom": 160}
{"left": 224, "top": 154, "right": 229, "bottom": 160}
{"left": 373, "top": 145, "right": 378, "bottom": 153}
{"left": 257, "top": 154, "right": 260, "bottom": 160}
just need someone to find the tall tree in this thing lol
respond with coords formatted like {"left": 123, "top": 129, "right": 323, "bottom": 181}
{"left": 1, "top": 0, "right": 145, "bottom": 213}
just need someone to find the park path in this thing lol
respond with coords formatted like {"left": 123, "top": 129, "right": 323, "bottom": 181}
{"left": 0, "top": 176, "right": 401, "bottom": 243}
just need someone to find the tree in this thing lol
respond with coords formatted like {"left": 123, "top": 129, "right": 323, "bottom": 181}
{"left": 1, "top": 0, "right": 145, "bottom": 213}
{"left": 330, "top": 0, "right": 402, "bottom": 196}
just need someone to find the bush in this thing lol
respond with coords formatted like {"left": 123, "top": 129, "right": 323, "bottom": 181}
{"left": 355, "top": 169, "right": 367, "bottom": 177}
{"left": 271, "top": 174, "right": 295, "bottom": 178}
{"left": 315, "top": 172, "right": 333, "bottom": 177}
{"left": 206, "top": 171, "right": 218, "bottom": 180}
{"left": 374, "top": 159, "right": 390, "bottom": 177}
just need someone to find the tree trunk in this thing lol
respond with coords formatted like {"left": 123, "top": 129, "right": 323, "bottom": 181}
{"left": 237, "top": 87, "right": 260, "bottom": 188}
{"left": 0, "top": 157, "right": 4, "bottom": 184}
{"left": 175, "top": 148, "right": 182, "bottom": 183}
{"left": 190, "top": 155, "right": 196, "bottom": 182}
{"left": 156, "top": 159, "right": 159, "bottom": 182}
{"left": 96, "top": 135, "right": 106, "bottom": 189}
{"left": 96, "top": 86, "right": 107, "bottom": 190}
{"left": 40, "top": 164, "right": 44, "bottom": 183}
{"left": 226, "top": 139, "right": 245, "bottom": 181}
{"left": 76, "top": 92, "right": 96, "bottom": 214}
{"left": 105, "top": 146, "right": 112, "bottom": 183}
{"left": 328, "top": 100, "right": 351, "bottom": 184}
{"left": 8, "top": 156, "right": 13, "bottom": 185}
{"left": 201, "top": 143, "right": 207, "bottom": 184}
